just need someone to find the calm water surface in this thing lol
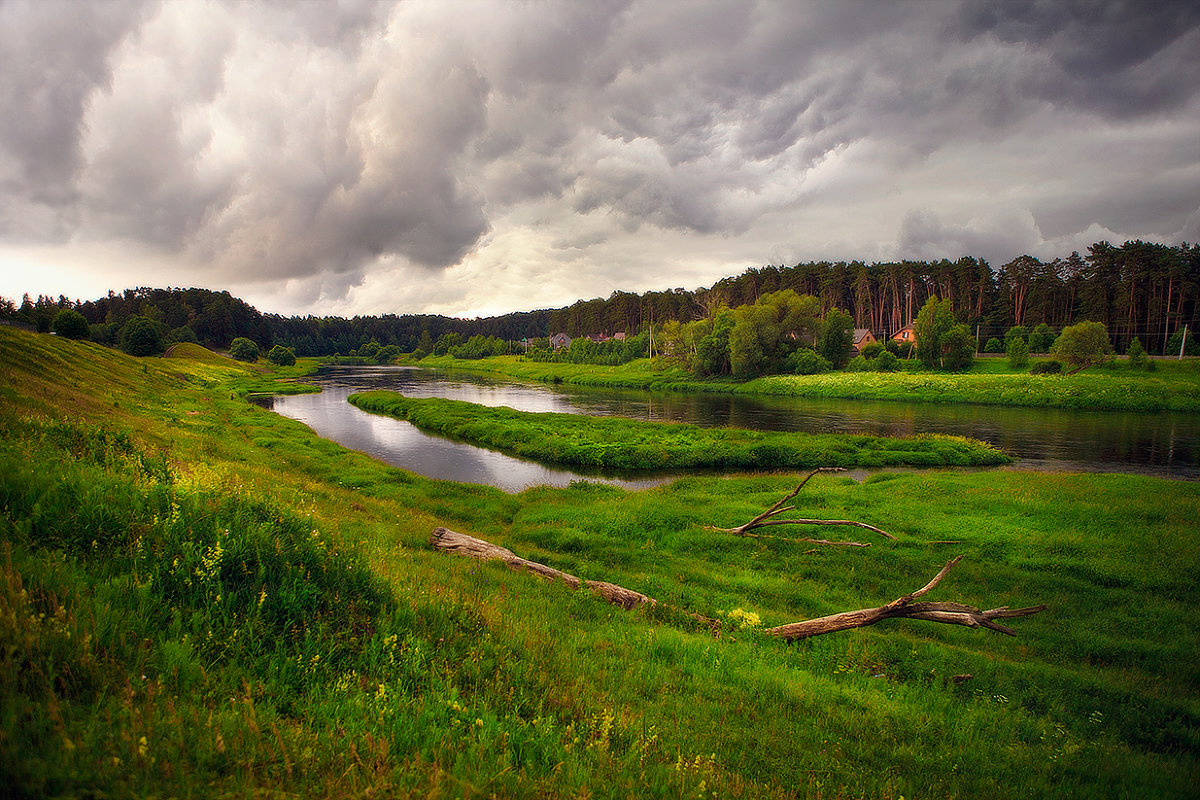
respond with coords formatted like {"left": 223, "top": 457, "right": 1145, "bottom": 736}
{"left": 260, "top": 365, "right": 1200, "bottom": 491}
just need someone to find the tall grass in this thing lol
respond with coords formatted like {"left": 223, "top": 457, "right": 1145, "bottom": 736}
{"left": 2, "top": 326, "right": 1199, "bottom": 798}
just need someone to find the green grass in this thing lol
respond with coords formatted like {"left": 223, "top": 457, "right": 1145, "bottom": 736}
{"left": 349, "top": 391, "right": 1011, "bottom": 469}
{"left": 414, "top": 354, "right": 1200, "bottom": 413}
{"left": 2, "top": 325, "right": 1199, "bottom": 798}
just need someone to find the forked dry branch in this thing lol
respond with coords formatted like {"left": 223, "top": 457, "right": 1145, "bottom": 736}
{"left": 705, "top": 468, "right": 897, "bottom": 545}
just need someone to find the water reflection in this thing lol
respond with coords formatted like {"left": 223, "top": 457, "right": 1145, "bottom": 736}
{"left": 261, "top": 365, "right": 1200, "bottom": 488}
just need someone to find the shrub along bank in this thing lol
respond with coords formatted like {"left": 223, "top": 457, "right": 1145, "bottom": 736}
{"left": 349, "top": 391, "right": 1010, "bottom": 469}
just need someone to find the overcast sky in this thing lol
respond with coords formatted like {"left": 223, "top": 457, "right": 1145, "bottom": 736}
{"left": 1, "top": 0, "right": 1198, "bottom": 319}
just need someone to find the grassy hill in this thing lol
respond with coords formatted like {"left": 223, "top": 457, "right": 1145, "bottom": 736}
{"left": 1, "top": 326, "right": 1198, "bottom": 798}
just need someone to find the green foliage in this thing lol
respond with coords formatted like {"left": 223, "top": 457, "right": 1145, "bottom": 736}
{"left": 1004, "top": 325, "right": 1029, "bottom": 346}
{"left": 939, "top": 324, "right": 976, "bottom": 372}
{"left": 229, "top": 336, "right": 260, "bottom": 362}
{"left": 786, "top": 348, "right": 832, "bottom": 375}
{"left": 1126, "top": 337, "right": 1149, "bottom": 369}
{"left": 984, "top": 337, "right": 1004, "bottom": 354}
{"left": 1007, "top": 336, "right": 1030, "bottom": 369}
{"left": 52, "top": 309, "right": 89, "bottom": 340}
{"left": 818, "top": 308, "right": 855, "bottom": 370}
{"left": 859, "top": 341, "right": 884, "bottom": 359}
{"left": 914, "top": 296, "right": 954, "bottom": 368}
{"left": 1030, "top": 360, "right": 1063, "bottom": 374}
{"left": 376, "top": 344, "right": 402, "bottom": 363}
{"left": 874, "top": 350, "right": 900, "bottom": 372}
{"left": 170, "top": 325, "right": 197, "bottom": 344}
{"left": 1166, "top": 328, "right": 1199, "bottom": 356}
{"left": 1029, "top": 323, "right": 1056, "bottom": 353}
{"left": 1050, "top": 321, "right": 1114, "bottom": 372}
{"left": 120, "top": 315, "right": 165, "bottom": 356}
{"left": 355, "top": 339, "right": 382, "bottom": 360}
{"left": 693, "top": 310, "right": 734, "bottom": 376}
{"left": 267, "top": 344, "right": 297, "bottom": 366}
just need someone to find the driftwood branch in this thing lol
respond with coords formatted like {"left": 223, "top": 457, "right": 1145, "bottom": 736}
{"left": 766, "top": 556, "right": 1047, "bottom": 641}
{"left": 707, "top": 468, "right": 896, "bottom": 543}
{"left": 430, "top": 526, "right": 654, "bottom": 609}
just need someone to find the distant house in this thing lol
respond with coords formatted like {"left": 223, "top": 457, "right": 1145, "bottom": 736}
{"left": 852, "top": 329, "right": 877, "bottom": 352}
{"left": 891, "top": 326, "right": 916, "bottom": 346}
{"left": 613, "top": 332, "right": 627, "bottom": 341}
{"left": 549, "top": 332, "right": 572, "bottom": 350}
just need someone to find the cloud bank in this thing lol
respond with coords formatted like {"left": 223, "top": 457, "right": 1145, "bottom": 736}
{"left": 1, "top": 0, "right": 1198, "bottom": 317}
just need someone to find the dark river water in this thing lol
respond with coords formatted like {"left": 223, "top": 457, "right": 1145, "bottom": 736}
{"left": 257, "top": 365, "right": 1200, "bottom": 491}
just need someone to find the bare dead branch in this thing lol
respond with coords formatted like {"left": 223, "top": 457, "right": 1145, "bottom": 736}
{"left": 765, "top": 557, "right": 1047, "bottom": 641}
{"left": 708, "top": 468, "right": 897, "bottom": 542}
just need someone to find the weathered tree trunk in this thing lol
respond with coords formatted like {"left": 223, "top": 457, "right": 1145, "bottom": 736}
{"left": 430, "top": 527, "right": 655, "bottom": 610}
{"left": 766, "top": 556, "right": 1046, "bottom": 641}
{"left": 708, "top": 468, "right": 896, "bottom": 543}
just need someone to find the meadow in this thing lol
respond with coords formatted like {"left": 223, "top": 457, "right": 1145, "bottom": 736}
{"left": 2, "top": 325, "right": 1198, "bottom": 798}
{"left": 348, "top": 391, "right": 1010, "bottom": 469}
{"left": 414, "top": 353, "right": 1200, "bottom": 413}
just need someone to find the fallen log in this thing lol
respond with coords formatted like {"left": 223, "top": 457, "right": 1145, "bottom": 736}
{"left": 708, "top": 468, "right": 896, "bottom": 543}
{"left": 430, "top": 527, "right": 656, "bottom": 610}
{"left": 765, "top": 556, "right": 1047, "bottom": 641}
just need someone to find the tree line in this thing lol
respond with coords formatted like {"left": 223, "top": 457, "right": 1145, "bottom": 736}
{"left": 3, "top": 239, "right": 1196, "bottom": 360}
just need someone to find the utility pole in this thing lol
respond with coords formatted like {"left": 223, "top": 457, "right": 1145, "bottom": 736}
{"left": 1180, "top": 325, "right": 1189, "bottom": 360}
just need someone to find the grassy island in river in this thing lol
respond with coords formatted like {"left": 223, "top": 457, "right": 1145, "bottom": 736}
{"left": 349, "top": 390, "right": 1010, "bottom": 469}
{"left": 2, "top": 325, "right": 1199, "bottom": 799}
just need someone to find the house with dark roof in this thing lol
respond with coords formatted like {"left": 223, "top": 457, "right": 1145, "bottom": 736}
{"left": 852, "top": 328, "right": 877, "bottom": 353}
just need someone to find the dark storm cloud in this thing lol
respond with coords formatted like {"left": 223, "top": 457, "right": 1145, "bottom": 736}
{"left": 0, "top": 0, "right": 1197, "bottom": 314}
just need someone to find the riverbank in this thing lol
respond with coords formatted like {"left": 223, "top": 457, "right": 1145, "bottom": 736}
{"left": 3, "top": 326, "right": 1199, "bottom": 799}
{"left": 349, "top": 391, "right": 1011, "bottom": 469}
{"left": 411, "top": 354, "right": 1200, "bottom": 413}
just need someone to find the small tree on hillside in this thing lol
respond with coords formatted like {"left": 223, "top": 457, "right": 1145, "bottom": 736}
{"left": 53, "top": 309, "right": 89, "bottom": 340}
{"left": 229, "top": 337, "right": 260, "bottom": 362}
{"left": 120, "top": 316, "right": 165, "bottom": 357}
{"left": 267, "top": 344, "right": 296, "bottom": 366}
{"left": 1050, "top": 321, "right": 1113, "bottom": 373}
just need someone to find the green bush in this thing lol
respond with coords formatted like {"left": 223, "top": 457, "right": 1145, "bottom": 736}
{"left": 1029, "top": 323, "right": 1056, "bottom": 353}
{"left": 52, "top": 309, "right": 89, "bottom": 340}
{"left": 786, "top": 348, "right": 832, "bottom": 375}
{"left": 1007, "top": 336, "right": 1030, "bottom": 369}
{"left": 1030, "top": 360, "right": 1062, "bottom": 374}
{"left": 984, "top": 337, "right": 1004, "bottom": 353}
{"left": 229, "top": 337, "right": 260, "bottom": 362}
{"left": 120, "top": 315, "right": 165, "bottom": 356}
{"left": 846, "top": 354, "right": 872, "bottom": 372}
{"left": 267, "top": 344, "right": 296, "bottom": 366}
{"left": 170, "top": 325, "right": 197, "bottom": 344}
{"left": 859, "top": 341, "right": 884, "bottom": 359}
{"left": 874, "top": 350, "right": 900, "bottom": 372}
{"left": 1050, "top": 320, "right": 1113, "bottom": 371}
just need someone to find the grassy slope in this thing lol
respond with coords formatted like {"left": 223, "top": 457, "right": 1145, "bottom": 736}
{"left": 413, "top": 354, "right": 1200, "bottom": 413}
{"left": 2, "top": 326, "right": 1199, "bottom": 798}
{"left": 349, "top": 391, "right": 1010, "bottom": 469}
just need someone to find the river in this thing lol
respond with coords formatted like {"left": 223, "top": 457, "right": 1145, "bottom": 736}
{"left": 256, "top": 365, "right": 1200, "bottom": 491}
